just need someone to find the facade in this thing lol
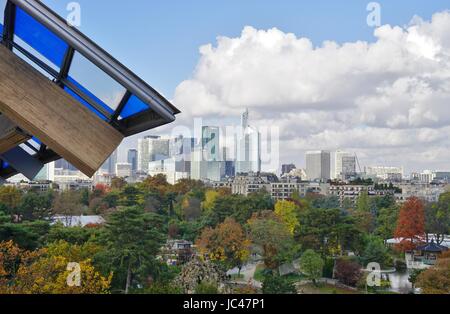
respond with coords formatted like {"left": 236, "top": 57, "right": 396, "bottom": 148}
{"left": 148, "top": 158, "right": 190, "bottom": 185}
{"left": 202, "top": 126, "right": 220, "bottom": 161}
{"left": 365, "top": 166, "right": 403, "bottom": 181}
{"left": 270, "top": 178, "right": 309, "bottom": 200}
{"left": 395, "top": 183, "right": 446, "bottom": 203}
{"left": 235, "top": 110, "right": 261, "bottom": 174}
{"left": 231, "top": 172, "right": 271, "bottom": 196}
{"left": 115, "top": 162, "right": 132, "bottom": 178}
{"left": 306, "top": 150, "right": 331, "bottom": 181}
{"left": 127, "top": 149, "right": 138, "bottom": 175}
{"left": 330, "top": 184, "right": 396, "bottom": 205}
{"left": 137, "top": 136, "right": 170, "bottom": 173}
{"left": 101, "top": 149, "right": 118, "bottom": 176}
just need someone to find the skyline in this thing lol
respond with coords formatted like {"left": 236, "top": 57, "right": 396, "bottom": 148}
{"left": 38, "top": 1, "right": 450, "bottom": 173}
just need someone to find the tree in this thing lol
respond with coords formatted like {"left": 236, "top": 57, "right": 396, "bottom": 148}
{"left": 375, "top": 206, "right": 399, "bottom": 242}
{"left": 52, "top": 190, "right": 83, "bottom": 217}
{"left": 196, "top": 218, "right": 250, "bottom": 274}
{"left": 248, "top": 211, "right": 295, "bottom": 269}
{"left": 425, "top": 193, "right": 450, "bottom": 244}
{"left": 111, "top": 177, "right": 127, "bottom": 190}
{"left": 408, "top": 269, "right": 425, "bottom": 290}
{"left": 0, "top": 240, "right": 111, "bottom": 294}
{"left": 274, "top": 200, "right": 300, "bottom": 235}
{"left": 0, "top": 186, "right": 22, "bottom": 219}
{"left": 361, "top": 235, "right": 390, "bottom": 268}
{"left": 299, "top": 249, "right": 324, "bottom": 285}
{"left": 334, "top": 258, "right": 362, "bottom": 287}
{"left": 394, "top": 197, "right": 425, "bottom": 252}
{"left": 262, "top": 273, "right": 297, "bottom": 294}
{"left": 101, "top": 207, "right": 165, "bottom": 293}
{"left": 416, "top": 251, "right": 450, "bottom": 294}
{"left": 18, "top": 191, "right": 53, "bottom": 221}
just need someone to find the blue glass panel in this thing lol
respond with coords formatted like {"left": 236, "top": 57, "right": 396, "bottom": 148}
{"left": 66, "top": 77, "right": 114, "bottom": 120}
{"left": 0, "top": 24, "right": 3, "bottom": 36}
{"left": 120, "top": 95, "right": 149, "bottom": 119}
{"left": 14, "top": 7, "right": 68, "bottom": 67}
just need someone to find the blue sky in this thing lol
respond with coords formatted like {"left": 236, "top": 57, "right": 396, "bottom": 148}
{"left": 41, "top": 0, "right": 449, "bottom": 99}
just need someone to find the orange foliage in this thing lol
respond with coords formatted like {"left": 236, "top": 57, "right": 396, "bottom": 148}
{"left": 394, "top": 197, "right": 425, "bottom": 252}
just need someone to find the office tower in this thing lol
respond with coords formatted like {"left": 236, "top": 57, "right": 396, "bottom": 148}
{"left": 335, "top": 150, "right": 350, "bottom": 179}
{"left": 170, "top": 135, "right": 195, "bottom": 159}
{"left": 281, "top": 164, "right": 296, "bottom": 175}
{"left": 101, "top": 149, "right": 117, "bottom": 176}
{"left": 335, "top": 150, "right": 356, "bottom": 180}
{"left": 235, "top": 109, "right": 261, "bottom": 174}
{"left": 137, "top": 136, "right": 170, "bottom": 173}
{"left": 115, "top": 163, "right": 132, "bottom": 178}
{"left": 191, "top": 148, "right": 208, "bottom": 181}
{"left": 306, "top": 151, "right": 331, "bottom": 181}
{"left": 202, "top": 126, "right": 220, "bottom": 161}
{"left": 127, "top": 149, "right": 138, "bottom": 174}
{"left": 341, "top": 156, "right": 357, "bottom": 180}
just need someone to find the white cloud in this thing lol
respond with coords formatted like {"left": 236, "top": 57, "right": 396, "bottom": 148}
{"left": 172, "top": 11, "right": 450, "bottom": 172}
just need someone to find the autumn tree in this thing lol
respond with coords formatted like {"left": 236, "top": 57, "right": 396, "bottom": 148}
{"left": 196, "top": 218, "right": 250, "bottom": 274}
{"left": 0, "top": 240, "right": 111, "bottom": 294}
{"left": 274, "top": 200, "right": 300, "bottom": 235}
{"left": 394, "top": 197, "right": 425, "bottom": 252}
{"left": 416, "top": 251, "right": 450, "bottom": 294}
{"left": 248, "top": 211, "right": 295, "bottom": 269}
{"left": 334, "top": 258, "right": 362, "bottom": 287}
{"left": 52, "top": 190, "right": 83, "bottom": 217}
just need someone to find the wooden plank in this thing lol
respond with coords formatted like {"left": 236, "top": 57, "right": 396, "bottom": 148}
{"left": 0, "top": 115, "right": 31, "bottom": 154}
{"left": 0, "top": 45, "right": 124, "bottom": 177}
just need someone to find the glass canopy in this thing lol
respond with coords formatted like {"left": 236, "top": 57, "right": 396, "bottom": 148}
{"left": 0, "top": 0, "right": 180, "bottom": 180}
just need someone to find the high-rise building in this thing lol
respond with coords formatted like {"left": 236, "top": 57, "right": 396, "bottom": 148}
{"left": 170, "top": 135, "right": 195, "bottom": 159}
{"left": 137, "top": 136, "right": 170, "bottom": 173}
{"left": 235, "top": 109, "right": 261, "bottom": 174}
{"left": 341, "top": 156, "right": 357, "bottom": 180}
{"left": 101, "top": 149, "right": 117, "bottom": 176}
{"left": 306, "top": 151, "right": 331, "bottom": 181}
{"left": 127, "top": 149, "right": 138, "bottom": 174}
{"left": 335, "top": 150, "right": 350, "bottom": 179}
{"left": 202, "top": 126, "right": 220, "bottom": 161}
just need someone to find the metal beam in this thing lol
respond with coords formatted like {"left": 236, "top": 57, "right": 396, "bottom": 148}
{"left": 9, "top": 0, "right": 179, "bottom": 123}
{"left": 0, "top": 146, "right": 44, "bottom": 180}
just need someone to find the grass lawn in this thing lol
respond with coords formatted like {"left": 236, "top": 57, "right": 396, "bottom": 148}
{"left": 297, "top": 283, "right": 361, "bottom": 294}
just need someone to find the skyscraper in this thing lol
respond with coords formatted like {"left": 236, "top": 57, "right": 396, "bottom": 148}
{"left": 101, "top": 149, "right": 118, "bottom": 176}
{"left": 335, "top": 150, "right": 355, "bottom": 180}
{"left": 137, "top": 136, "right": 170, "bottom": 173}
{"left": 202, "top": 126, "right": 220, "bottom": 161}
{"left": 127, "top": 149, "right": 138, "bottom": 174}
{"left": 235, "top": 109, "right": 261, "bottom": 174}
{"left": 306, "top": 151, "right": 331, "bottom": 181}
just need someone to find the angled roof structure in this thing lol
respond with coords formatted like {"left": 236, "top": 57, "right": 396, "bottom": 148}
{"left": 0, "top": 0, "right": 180, "bottom": 180}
